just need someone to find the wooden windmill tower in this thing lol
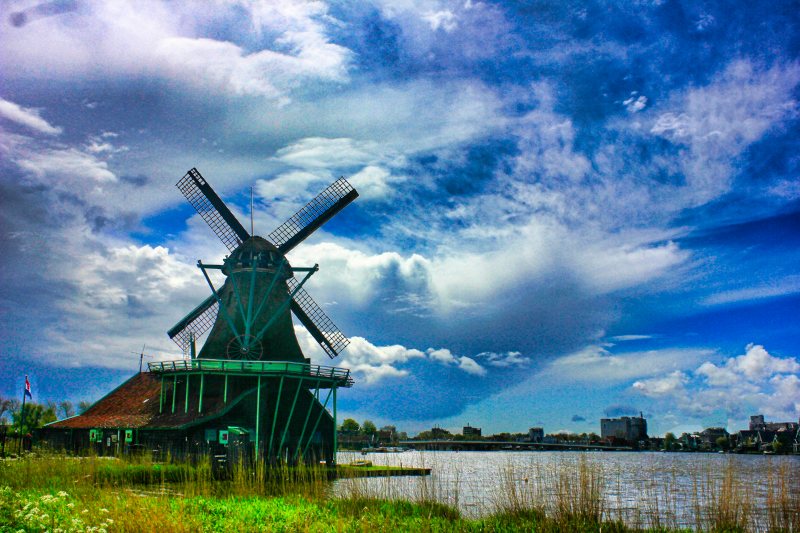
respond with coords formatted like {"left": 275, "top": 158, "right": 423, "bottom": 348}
{"left": 43, "top": 168, "right": 357, "bottom": 465}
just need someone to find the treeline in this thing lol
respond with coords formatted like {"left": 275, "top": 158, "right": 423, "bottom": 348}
{"left": 0, "top": 397, "right": 91, "bottom": 435}
{"left": 337, "top": 419, "right": 409, "bottom": 448}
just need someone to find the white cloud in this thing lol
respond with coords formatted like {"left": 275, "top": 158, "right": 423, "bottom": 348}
{"left": 702, "top": 276, "right": 800, "bottom": 306}
{"left": 154, "top": 34, "right": 349, "bottom": 100}
{"left": 423, "top": 10, "right": 457, "bottom": 32}
{"left": 632, "top": 344, "right": 800, "bottom": 423}
{"left": 539, "top": 345, "right": 712, "bottom": 384}
{"left": 726, "top": 343, "right": 800, "bottom": 381}
{"left": 256, "top": 170, "right": 330, "bottom": 200}
{"left": 476, "top": 351, "right": 528, "bottom": 367}
{"left": 458, "top": 356, "right": 486, "bottom": 375}
{"left": 649, "top": 60, "right": 800, "bottom": 206}
{"left": 285, "top": 241, "right": 432, "bottom": 308}
{"left": 632, "top": 371, "right": 689, "bottom": 397}
{"left": 295, "top": 328, "right": 486, "bottom": 383}
{"left": 273, "top": 137, "right": 379, "bottom": 169}
{"left": 609, "top": 335, "right": 653, "bottom": 342}
{"left": 1, "top": 1, "right": 351, "bottom": 102}
{"left": 0, "top": 98, "right": 62, "bottom": 135}
{"left": 623, "top": 94, "right": 647, "bottom": 113}
{"left": 426, "top": 348, "right": 487, "bottom": 375}
{"left": 348, "top": 165, "right": 403, "bottom": 200}
{"left": 41, "top": 240, "right": 209, "bottom": 368}
{"left": 15, "top": 147, "right": 117, "bottom": 183}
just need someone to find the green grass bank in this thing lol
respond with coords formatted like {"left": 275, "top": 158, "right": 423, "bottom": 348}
{"left": 0, "top": 453, "right": 797, "bottom": 532}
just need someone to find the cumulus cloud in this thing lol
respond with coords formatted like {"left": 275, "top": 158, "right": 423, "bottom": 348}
{"left": 273, "top": 137, "right": 380, "bottom": 169}
{"left": 476, "top": 351, "right": 528, "bottom": 367}
{"left": 633, "top": 371, "right": 689, "bottom": 397}
{"left": 1, "top": 1, "right": 351, "bottom": 103}
{"left": 295, "top": 328, "right": 487, "bottom": 383}
{"left": 632, "top": 344, "right": 800, "bottom": 422}
{"left": 538, "top": 345, "right": 712, "bottom": 385}
{"left": 348, "top": 165, "right": 403, "bottom": 200}
{"left": 458, "top": 356, "right": 486, "bottom": 376}
{"left": 36, "top": 239, "right": 208, "bottom": 368}
{"left": 0, "top": 98, "right": 62, "bottom": 135}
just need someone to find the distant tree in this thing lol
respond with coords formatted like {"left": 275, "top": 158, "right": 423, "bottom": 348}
{"left": 771, "top": 440, "right": 785, "bottom": 454}
{"left": 362, "top": 420, "right": 377, "bottom": 435}
{"left": 77, "top": 401, "right": 92, "bottom": 414}
{"left": 715, "top": 436, "right": 729, "bottom": 451}
{"left": 12, "top": 402, "right": 57, "bottom": 434}
{"left": 415, "top": 429, "right": 453, "bottom": 440}
{"left": 0, "top": 396, "right": 15, "bottom": 424}
{"left": 57, "top": 401, "right": 75, "bottom": 419}
{"left": 396, "top": 431, "right": 408, "bottom": 441}
{"left": 664, "top": 432, "right": 677, "bottom": 451}
{"left": 340, "top": 418, "right": 360, "bottom": 433}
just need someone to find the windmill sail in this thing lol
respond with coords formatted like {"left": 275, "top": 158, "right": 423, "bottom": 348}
{"left": 177, "top": 168, "right": 250, "bottom": 252}
{"left": 167, "top": 295, "right": 218, "bottom": 353}
{"left": 287, "top": 276, "right": 349, "bottom": 358}
{"left": 269, "top": 178, "right": 358, "bottom": 254}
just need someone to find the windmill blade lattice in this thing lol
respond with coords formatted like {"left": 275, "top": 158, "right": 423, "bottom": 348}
{"left": 177, "top": 168, "right": 250, "bottom": 252}
{"left": 287, "top": 276, "right": 349, "bottom": 358}
{"left": 167, "top": 295, "right": 218, "bottom": 353}
{"left": 269, "top": 177, "right": 358, "bottom": 254}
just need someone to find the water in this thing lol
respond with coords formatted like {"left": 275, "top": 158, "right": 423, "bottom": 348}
{"left": 334, "top": 450, "right": 800, "bottom": 529}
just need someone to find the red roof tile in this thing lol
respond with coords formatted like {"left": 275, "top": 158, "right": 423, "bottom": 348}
{"left": 48, "top": 372, "right": 234, "bottom": 430}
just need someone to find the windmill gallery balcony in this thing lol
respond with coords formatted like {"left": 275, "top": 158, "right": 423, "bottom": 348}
{"left": 148, "top": 359, "right": 353, "bottom": 387}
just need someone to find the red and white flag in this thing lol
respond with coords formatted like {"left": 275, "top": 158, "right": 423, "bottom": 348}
{"left": 24, "top": 375, "right": 32, "bottom": 399}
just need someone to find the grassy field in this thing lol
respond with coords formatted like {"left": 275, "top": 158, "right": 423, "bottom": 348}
{"left": 0, "top": 452, "right": 797, "bottom": 532}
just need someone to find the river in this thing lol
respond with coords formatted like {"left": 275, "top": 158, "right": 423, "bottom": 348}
{"left": 334, "top": 450, "right": 799, "bottom": 530}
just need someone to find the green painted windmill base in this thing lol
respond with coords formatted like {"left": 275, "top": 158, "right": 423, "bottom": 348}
{"left": 39, "top": 168, "right": 360, "bottom": 466}
{"left": 149, "top": 359, "right": 352, "bottom": 462}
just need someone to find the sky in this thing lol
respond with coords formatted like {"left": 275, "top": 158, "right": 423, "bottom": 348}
{"left": 1, "top": 0, "right": 798, "bottom": 437}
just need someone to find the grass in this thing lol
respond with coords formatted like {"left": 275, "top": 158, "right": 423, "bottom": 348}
{"left": 0, "top": 451, "right": 797, "bottom": 531}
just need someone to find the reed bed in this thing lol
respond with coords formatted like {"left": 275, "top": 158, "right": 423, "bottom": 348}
{"left": 0, "top": 451, "right": 798, "bottom": 531}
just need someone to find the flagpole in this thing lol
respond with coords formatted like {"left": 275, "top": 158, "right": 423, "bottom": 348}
{"left": 19, "top": 376, "right": 27, "bottom": 454}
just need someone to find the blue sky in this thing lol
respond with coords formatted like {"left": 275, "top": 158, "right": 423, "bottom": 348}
{"left": 1, "top": 0, "right": 798, "bottom": 437}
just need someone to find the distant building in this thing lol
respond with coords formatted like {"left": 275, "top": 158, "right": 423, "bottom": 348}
{"left": 528, "top": 427, "right": 544, "bottom": 443}
{"left": 376, "top": 428, "right": 395, "bottom": 444}
{"left": 749, "top": 415, "right": 766, "bottom": 431}
{"left": 463, "top": 424, "right": 482, "bottom": 437}
{"left": 749, "top": 414, "right": 799, "bottom": 432}
{"left": 601, "top": 413, "right": 648, "bottom": 443}
{"left": 699, "top": 427, "right": 729, "bottom": 447}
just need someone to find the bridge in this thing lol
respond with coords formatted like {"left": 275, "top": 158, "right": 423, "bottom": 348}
{"left": 399, "top": 440, "right": 632, "bottom": 452}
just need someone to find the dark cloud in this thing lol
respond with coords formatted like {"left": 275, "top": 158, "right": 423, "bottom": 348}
{"left": 120, "top": 174, "right": 150, "bottom": 187}
{"left": 571, "top": 414, "right": 586, "bottom": 422}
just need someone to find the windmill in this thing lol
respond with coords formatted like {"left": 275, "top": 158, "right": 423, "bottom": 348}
{"left": 41, "top": 168, "right": 357, "bottom": 465}
{"left": 168, "top": 168, "right": 358, "bottom": 363}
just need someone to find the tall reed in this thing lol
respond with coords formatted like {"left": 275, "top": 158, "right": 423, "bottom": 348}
{"left": 765, "top": 461, "right": 800, "bottom": 533}
{"left": 700, "top": 458, "right": 752, "bottom": 532}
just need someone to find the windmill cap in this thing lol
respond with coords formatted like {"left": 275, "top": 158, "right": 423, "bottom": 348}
{"left": 226, "top": 236, "right": 287, "bottom": 271}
